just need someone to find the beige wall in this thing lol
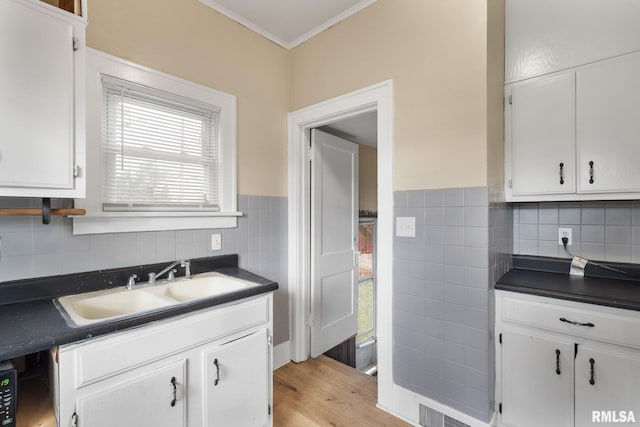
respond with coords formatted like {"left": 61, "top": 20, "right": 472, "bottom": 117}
{"left": 487, "top": 0, "right": 505, "bottom": 193}
{"left": 290, "top": 0, "right": 503, "bottom": 191}
{"left": 359, "top": 145, "right": 378, "bottom": 211}
{"left": 86, "top": 0, "right": 289, "bottom": 197}
{"left": 87, "top": 0, "right": 504, "bottom": 195}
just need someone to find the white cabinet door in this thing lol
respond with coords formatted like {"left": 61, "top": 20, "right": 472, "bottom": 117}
{"left": 575, "top": 344, "right": 640, "bottom": 427}
{"left": 510, "top": 73, "right": 576, "bottom": 196}
{"left": 76, "top": 360, "right": 187, "bottom": 427}
{"left": 203, "top": 329, "right": 270, "bottom": 427}
{"left": 0, "top": 0, "right": 76, "bottom": 192}
{"left": 501, "top": 327, "right": 574, "bottom": 427}
{"left": 577, "top": 52, "right": 640, "bottom": 194}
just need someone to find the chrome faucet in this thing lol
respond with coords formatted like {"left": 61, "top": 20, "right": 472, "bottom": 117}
{"left": 126, "top": 274, "right": 138, "bottom": 290}
{"left": 148, "top": 260, "right": 191, "bottom": 284}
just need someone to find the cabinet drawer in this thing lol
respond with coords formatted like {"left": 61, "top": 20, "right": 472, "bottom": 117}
{"left": 502, "top": 296, "right": 640, "bottom": 350}
{"left": 66, "top": 295, "right": 270, "bottom": 388}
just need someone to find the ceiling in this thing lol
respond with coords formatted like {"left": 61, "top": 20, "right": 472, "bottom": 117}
{"left": 198, "top": 0, "right": 378, "bottom": 49}
{"left": 319, "top": 111, "right": 377, "bottom": 147}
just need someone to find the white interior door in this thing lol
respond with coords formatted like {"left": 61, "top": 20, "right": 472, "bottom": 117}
{"left": 310, "top": 129, "right": 359, "bottom": 358}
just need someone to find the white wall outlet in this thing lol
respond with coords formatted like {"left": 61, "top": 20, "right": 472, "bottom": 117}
{"left": 396, "top": 217, "right": 416, "bottom": 238}
{"left": 211, "top": 233, "right": 222, "bottom": 251}
{"left": 558, "top": 227, "right": 572, "bottom": 245}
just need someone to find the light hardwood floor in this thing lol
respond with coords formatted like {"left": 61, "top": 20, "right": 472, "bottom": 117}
{"left": 273, "top": 356, "right": 412, "bottom": 427}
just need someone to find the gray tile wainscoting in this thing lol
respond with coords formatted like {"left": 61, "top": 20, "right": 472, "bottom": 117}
{"left": 0, "top": 195, "right": 290, "bottom": 345}
{"left": 393, "top": 187, "right": 512, "bottom": 422}
{"left": 512, "top": 201, "right": 640, "bottom": 264}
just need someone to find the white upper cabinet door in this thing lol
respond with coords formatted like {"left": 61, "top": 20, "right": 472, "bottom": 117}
{"left": 577, "top": 52, "right": 640, "bottom": 194}
{"left": 506, "top": 0, "right": 640, "bottom": 83}
{"left": 509, "top": 73, "right": 576, "bottom": 197}
{"left": 0, "top": 0, "right": 85, "bottom": 197}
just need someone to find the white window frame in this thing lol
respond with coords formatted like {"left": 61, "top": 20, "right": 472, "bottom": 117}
{"left": 73, "top": 48, "right": 239, "bottom": 234}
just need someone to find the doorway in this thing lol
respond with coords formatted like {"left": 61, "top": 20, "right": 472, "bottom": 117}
{"left": 313, "top": 114, "right": 379, "bottom": 374}
{"left": 287, "top": 80, "right": 394, "bottom": 406}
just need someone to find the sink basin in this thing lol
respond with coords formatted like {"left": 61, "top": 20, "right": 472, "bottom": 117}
{"left": 54, "top": 271, "right": 261, "bottom": 327}
{"left": 165, "top": 272, "right": 257, "bottom": 302}
{"left": 56, "top": 287, "right": 175, "bottom": 327}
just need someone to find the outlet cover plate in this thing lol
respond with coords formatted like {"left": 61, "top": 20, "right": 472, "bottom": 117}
{"left": 558, "top": 227, "right": 572, "bottom": 245}
{"left": 211, "top": 233, "right": 222, "bottom": 251}
{"left": 396, "top": 217, "right": 416, "bottom": 238}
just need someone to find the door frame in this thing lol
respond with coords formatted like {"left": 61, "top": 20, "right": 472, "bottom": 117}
{"left": 287, "top": 80, "right": 393, "bottom": 404}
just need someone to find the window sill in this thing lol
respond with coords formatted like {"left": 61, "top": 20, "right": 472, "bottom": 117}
{"left": 71, "top": 212, "right": 242, "bottom": 235}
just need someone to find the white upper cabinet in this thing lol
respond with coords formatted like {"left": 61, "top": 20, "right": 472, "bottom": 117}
{"left": 505, "top": 0, "right": 640, "bottom": 201}
{"left": 509, "top": 73, "right": 575, "bottom": 196}
{"left": 0, "top": 0, "right": 86, "bottom": 198}
{"left": 577, "top": 52, "right": 640, "bottom": 194}
{"left": 506, "top": 0, "right": 640, "bottom": 83}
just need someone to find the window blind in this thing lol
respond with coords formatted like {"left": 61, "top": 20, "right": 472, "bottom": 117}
{"left": 101, "top": 75, "right": 221, "bottom": 212}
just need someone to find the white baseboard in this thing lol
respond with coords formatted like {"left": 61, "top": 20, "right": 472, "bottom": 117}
{"left": 273, "top": 341, "right": 291, "bottom": 370}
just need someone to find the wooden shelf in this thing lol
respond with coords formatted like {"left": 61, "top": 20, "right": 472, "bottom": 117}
{"left": 17, "top": 376, "right": 56, "bottom": 427}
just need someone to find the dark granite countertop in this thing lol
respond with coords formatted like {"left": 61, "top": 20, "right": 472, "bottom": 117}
{"left": 496, "top": 256, "right": 640, "bottom": 311}
{"left": 0, "top": 255, "right": 278, "bottom": 361}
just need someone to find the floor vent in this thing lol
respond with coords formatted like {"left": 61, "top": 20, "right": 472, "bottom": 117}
{"left": 418, "top": 404, "right": 470, "bottom": 427}
{"left": 444, "top": 415, "right": 470, "bottom": 427}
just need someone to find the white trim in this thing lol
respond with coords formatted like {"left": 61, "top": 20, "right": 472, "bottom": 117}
{"left": 198, "top": 0, "right": 377, "bottom": 50}
{"left": 287, "top": 80, "right": 394, "bottom": 409}
{"left": 287, "top": 0, "right": 378, "bottom": 49}
{"left": 72, "top": 215, "right": 238, "bottom": 235}
{"left": 272, "top": 341, "right": 291, "bottom": 370}
{"left": 75, "top": 48, "right": 237, "bottom": 234}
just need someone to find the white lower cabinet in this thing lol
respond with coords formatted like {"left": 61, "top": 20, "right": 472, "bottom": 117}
{"left": 52, "top": 294, "right": 273, "bottom": 427}
{"left": 501, "top": 328, "right": 574, "bottom": 427}
{"left": 203, "top": 329, "right": 269, "bottom": 427}
{"left": 496, "top": 291, "right": 640, "bottom": 427}
{"left": 574, "top": 344, "right": 640, "bottom": 426}
{"left": 75, "top": 360, "right": 187, "bottom": 427}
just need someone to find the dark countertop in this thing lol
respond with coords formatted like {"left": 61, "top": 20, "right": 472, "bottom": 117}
{"left": 0, "top": 255, "right": 278, "bottom": 362}
{"left": 496, "top": 256, "right": 640, "bottom": 311}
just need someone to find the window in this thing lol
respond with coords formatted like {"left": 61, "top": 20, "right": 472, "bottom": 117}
{"left": 74, "top": 49, "right": 238, "bottom": 235}
{"left": 357, "top": 219, "right": 376, "bottom": 346}
{"left": 102, "top": 77, "right": 220, "bottom": 212}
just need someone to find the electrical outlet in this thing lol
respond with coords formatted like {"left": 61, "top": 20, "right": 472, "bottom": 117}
{"left": 558, "top": 228, "right": 572, "bottom": 245}
{"left": 211, "top": 233, "right": 222, "bottom": 251}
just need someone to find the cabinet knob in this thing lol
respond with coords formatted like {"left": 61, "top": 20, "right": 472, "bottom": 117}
{"left": 559, "top": 163, "right": 565, "bottom": 185}
{"left": 589, "top": 358, "right": 595, "bottom": 386}
{"left": 589, "top": 161, "right": 595, "bottom": 184}
{"left": 555, "top": 349, "right": 561, "bottom": 375}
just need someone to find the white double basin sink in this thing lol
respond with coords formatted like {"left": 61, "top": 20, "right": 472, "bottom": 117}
{"left": 55, "top": 272, "right": 260, "bottom": 327}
